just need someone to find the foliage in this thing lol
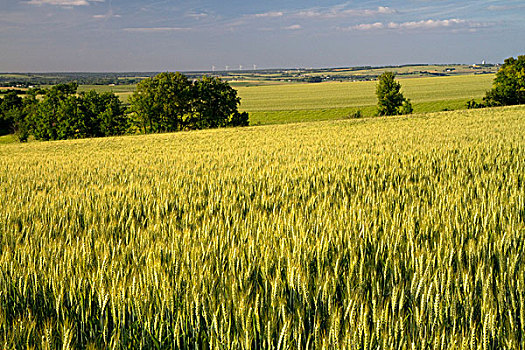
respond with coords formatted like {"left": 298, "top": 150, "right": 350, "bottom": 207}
{"left": 399, "top": 99, "right": 413, "bottom": 114}
{"left": 191, "top": 76, "right": 249, "bottom": 128}
{"left": 129, "top": 72, "right": 193, "bottom": 133}
{"left": 466, "top": 99, "right": 485, "bottom": 109}
{"left": 0, "top": 91, "right": 23, "bottom": 135}
{"left": 0, "top": 90, "right": 34, "bottom": 141}
{"left": 0, "top": 106, "right": 524, "bottom": 348}
{"left": 28, "top": 83, "right": 128, "bottom": 140}
{"left": 484, "top": 56, "right": 525, "bottom": 106}
{"left": 79, "top": 90, "right": 129, "bottom": 137}
{"left": 468, "top": 56, "right": 525, "bottom": 109}
{"left": 376, "top": 72, "right": 413, "bottom": 116}
{"left": 130, "top": 72, "right": 249, "bottom": 132}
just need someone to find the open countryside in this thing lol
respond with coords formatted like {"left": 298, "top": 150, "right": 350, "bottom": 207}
{"left": 71, "top": 73, "right": 494, "bottom": 124}
{"left": 237, "top": 74, "right": 494, "bottom": 124}
{"left": 1, "top": 57, "right": 524, "bottom": 347}
{"left": 2, "top": 0, "right": 525, "bottom": 348}
{"left": 1, "top": 106, "right": 525, "bottom": 348}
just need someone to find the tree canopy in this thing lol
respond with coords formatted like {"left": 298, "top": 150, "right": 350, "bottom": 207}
{"left": 376, "top": 72, "right": 413, "bottom": 116}
{"left": 1, "top": 72, "right": 249, "bottom": 142}
{"left": 29, "top": 83, "right": 128, "bottom": 141}
{"left": 129, "top": 72, "right": 248, "bottom": 133}
{"left": 484, "top": 56, "right": 525, "bottom": 107}
{"left": 0, "top": 91, "right": 23, "bottom": 135}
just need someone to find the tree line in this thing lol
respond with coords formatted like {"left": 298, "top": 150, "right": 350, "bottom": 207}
{"left": 467, "top": 55, "right": 525, "bottom": 108}
{"left": 375, "top": 55, "right": 524, "bottom": 117}
{"left": 2, "top": 56, "right": 523, "bottom": 141}
{"left": 0, "top": 72, "right": 249, "bottom": 142}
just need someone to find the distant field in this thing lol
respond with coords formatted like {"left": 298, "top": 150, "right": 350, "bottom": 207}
{"left": 79, "top": 74, "right": 494, "bottom": 125}
{"left": 0, "top": 87, "right": 29, "bottom": 91}
{"left": 237, "top": 74, "right": 494, "bottom": 124}
{"left": 77, "top": 84, "right": 135, "bottom": 103}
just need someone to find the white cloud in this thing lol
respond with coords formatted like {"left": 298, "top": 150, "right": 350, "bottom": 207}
{"left": 389, "top": 18, "right": 467, "bottom": 29}
{"left": 186, "top": 12, "right": 209, "bottom": 20}
{"left": 123, "top": 27, "right": 192, "bottom": 33}
{"left": 350, "top": 22, "right": 384, "bottom": 31}
{"left": 26, "top": 0, "right": 103, "bottom": 5}
{"left": 295, "top": 6, "right": 396, "bottom": 19}
{"left": 377, "top": 6, "right": 394, "bottom": 14}
{"left": 253, "top": 11, "right": 284, "bottom": 18}
{"left": 93, "top": 12, "right": 120, "bottom": 19}
{"left": 487, "top": 4, "right": 525, "bottom": 11}
{"left": 245, "top": 5, "right": 396, "bottom": 22}
{"left": 343, "top": 18, "right": 487, "bottom": 31}
{"left": 283, "top": 24, "right": 302, "bottom": 30}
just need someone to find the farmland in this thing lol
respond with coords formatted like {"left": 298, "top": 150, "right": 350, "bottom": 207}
{"left": 1, "top": 65, "right": 496, "bottom": 126}
{"left": 74, "top": 73, "right": 494, "bottom": 125}
{"left": 1, "top": 106, "right": 524, "bottom": 348}
{"left": 237, "top": 74, "right": 494, "bottom": 124}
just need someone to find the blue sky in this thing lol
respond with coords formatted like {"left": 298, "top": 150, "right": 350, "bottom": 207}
{"left": 1, "top": 0, "right": 524, "bottom": 72}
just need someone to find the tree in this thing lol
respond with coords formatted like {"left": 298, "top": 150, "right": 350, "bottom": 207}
{"left": 129, "top": 72, "right": 193, "bottom": 133}
{"left": 0, "top": 91, "right": 23, "bottom": 135}
{"left": 376, "top": 72, "right": 413, "bottom": 116}
{"left": 483, "top": 56, "right": 525, "bottom": 107}
{"left": 190, "top": 76, "right": 249, "bottom": 129}
{"left": 129, "top": 72, "right": 249, "bottom": 133}
{"left": 29, "top": 83, "right": 80, "bottom": 140}
{"left": 28, "top": 83, "right": 127, "bottom": 140}
{"left": 79, "top": 90, "right": 128, "bottom": 137}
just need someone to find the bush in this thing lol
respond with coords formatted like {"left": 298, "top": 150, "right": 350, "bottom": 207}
{"left": 347, "top": 110, "right": 363, "bottom": 119}
{"left": 466, "top": 100, "right": 484, "bottom": 109}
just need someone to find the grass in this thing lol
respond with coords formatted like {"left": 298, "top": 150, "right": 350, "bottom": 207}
{"left": 0, "top": 134, "right": 16, "bottom": 144}
{"left": 238, "top": 74, "right": 494, "bottom": 124}
{"left": 78, "top": 74, "right": 494, "bottom": 122}
{"left": 77, "top": 84, "right": 136, "bottom": 104}
{"left": 0, "top": 105, "right": 524, "bottom": 348}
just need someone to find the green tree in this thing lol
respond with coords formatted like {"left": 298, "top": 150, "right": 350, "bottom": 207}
{"left": 79, "top": 90, "right": 128, "bottom": 137}
{"left": 191, "top": 76, "right": 249, "bottom": 129}
{"left": 376, "top": 72, "right": 413, "bottom": 116}
{"left": 483, "top": 56, "right": 525, "bottom": 106}
{"left": 0, "top": 91, "right": 23, "bottom": 135}
{"left": 29, "top": 84, "right": 128, "bottom": 140}
{"left": 15, "top": 90, "right": 39, "bottom": 142}
{"left": 29, "top": 83, "right": 80, "bottom": 140}
{"left": 129, "top": 72, "right": 249, "bottom": 133}
{"left": 129, "top": 72, "right": 193, "bottom": 133}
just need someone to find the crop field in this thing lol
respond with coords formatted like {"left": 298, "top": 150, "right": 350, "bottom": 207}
{"left": 1, "top": 106, "right": 524, "bottom": 348}
{"left": 237, "top": 74, "right": 494, "bottom": 124}
{"left": 80, "top": 74, "right": 494, "bottom": 125}
{"left": 77, "top": 84, "right": 136, "bottom": 104}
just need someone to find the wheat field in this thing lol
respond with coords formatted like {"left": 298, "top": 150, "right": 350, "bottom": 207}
{"left": 0, "top": 106, "right": 524, "bottom": 348}
{"left": 237, "top": 74, "right": 494, "bottom": 124}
